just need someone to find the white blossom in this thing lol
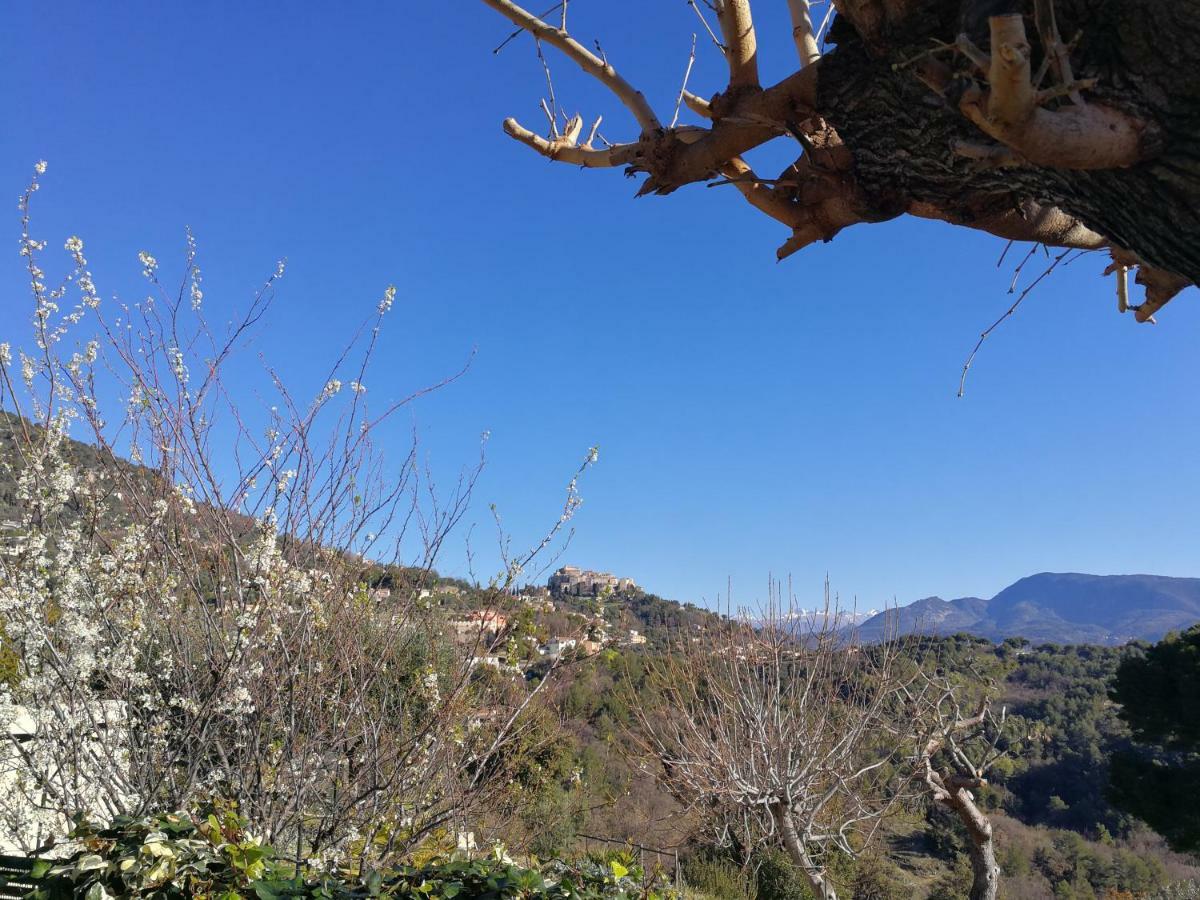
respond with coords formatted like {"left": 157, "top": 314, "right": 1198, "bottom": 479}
{"left": 378, "top": 285, "right": 396, "bottom": 314}
{"left": 138, "top": 250, "right": 158, "bottom": 278}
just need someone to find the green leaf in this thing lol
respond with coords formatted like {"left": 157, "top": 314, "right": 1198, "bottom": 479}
{"left": 30, "top": 859, "right": 52, "bottom": 879}
{"left": 609, "top": 861, "right": 628, "bottom": 879}
{"left": 365, "top": 869, "right": 382, "bottom": 897}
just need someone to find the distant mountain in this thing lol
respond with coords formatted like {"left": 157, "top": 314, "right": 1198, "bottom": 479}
{"left": 854, "top": 573, "right": 1200, "bottom": 645}
{"left": 855, "top": 596, "right": 988, "bottom": 642}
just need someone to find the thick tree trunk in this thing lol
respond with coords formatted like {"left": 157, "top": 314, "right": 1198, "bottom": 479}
{"left": 816, "top": 0, "right": 1200, "bottom": 285}
{"left": 939, "top": 787, "right": 1000, "bottom": 900}
{"left": 772, "top": 803, "right": 840, "bottom": 900}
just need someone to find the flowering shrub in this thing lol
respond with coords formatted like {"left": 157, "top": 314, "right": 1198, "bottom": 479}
{"left": 24, "top": 810, "right": 672, "bottom": 900}
{"left": 0, "top": 163, "right": 592, "bottom": 864}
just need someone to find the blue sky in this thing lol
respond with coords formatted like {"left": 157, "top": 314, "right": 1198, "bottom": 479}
{"left": 3, "top": 3, "right": 1198, "bottom": 610}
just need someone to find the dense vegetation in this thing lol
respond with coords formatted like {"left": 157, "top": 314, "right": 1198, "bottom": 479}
{"left": 24, "top": 808, "right": 671, "bottom": 900}
{"left": 482, "top": 630, "right": 1200, "bottom": 899}
{"left": 1109, "top": 625, "right": 1200, "bottom": 855}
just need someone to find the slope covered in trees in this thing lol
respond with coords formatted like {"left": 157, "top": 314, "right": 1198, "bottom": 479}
{"left": 508, "top": 634, "right": 1200, "bottom": 898}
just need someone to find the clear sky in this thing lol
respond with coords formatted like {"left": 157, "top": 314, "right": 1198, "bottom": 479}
{"left": 3, "top": 3, "right": 1198, "bottom": 610}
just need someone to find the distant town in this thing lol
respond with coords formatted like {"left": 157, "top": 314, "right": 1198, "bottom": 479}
{"left": 408, "top": 565, "right": 651, "bottom": 675}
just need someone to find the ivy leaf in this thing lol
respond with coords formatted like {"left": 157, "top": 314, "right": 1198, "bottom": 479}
{"left": 75, "top": 855, "right": 108, "bottom": 873}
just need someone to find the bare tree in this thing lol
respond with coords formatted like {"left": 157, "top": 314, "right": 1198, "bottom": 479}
{"left": 630, "top": 583, "right": 913, "bottom": 900}
{"left": 481, "top": 0, "right": 1198, "bottom": 322}
{"left": 907, "top": 667, "right": 1012, "bottom": 900}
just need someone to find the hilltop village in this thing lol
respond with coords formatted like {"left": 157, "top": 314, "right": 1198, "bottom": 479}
{"left": 448, "top": 567, "right": 649, "bottom": 673}
{"left": 367, "top": 565, "right": 703, "bottom": 676}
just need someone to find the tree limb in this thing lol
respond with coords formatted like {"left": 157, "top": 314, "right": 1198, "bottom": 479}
{"left": 502, "top": 118, "right": 642, "bottom": 166}
{"left": 715, "top": 0, "right": 761, "bottom": 88}
{"left": 954, "top": 15, "right": 1148, "bottom": 170}
{"left": 787, "top": 0, "right": 822, "bottom": 67}
{"left": 481, "top": 0, "right": 661, "bottom": 132}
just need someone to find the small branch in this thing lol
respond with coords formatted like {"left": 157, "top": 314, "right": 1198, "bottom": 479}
{"left": 687, "top": 0, "right": 727, "bottom": 54}
{"left": 540, "top": 98, "right": 558, "bottom": 137}
{"left": 492, "top": 1, "right": 563, "bottom": 54}
{"left": 535, "top": 39, "right": 559, "bottom": 126}
{"left": 671, "top": 34, "right": 699, "bottom": 129}
{"left": 814, "top": 1, "right": 837, "bottom": 48}
{"left": 1033, "top": 0, "right": 1082, "bottom": 104}
{"left": 682, "top": 90, "right": 713, "bottom": 119}
{"left": 958, "top": 246, "right": 1070, "bottom": 397}
{"left": 720, "top": 157, "right": 802, "bottom": 227}
{"left": 482, "top": 0, "right": 661, "bottom": 132}
{"left": 787, "top": 0, "right": 821, "bottom": 67}
{"left": 585, "top": 115, "right": 603, "bottom": 147}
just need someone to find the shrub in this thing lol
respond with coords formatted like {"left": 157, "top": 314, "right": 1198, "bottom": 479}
{"left": 0, "top": 164, "right": 593, "bottom": 864}
{"left": 26, "top": 810, "right": 675, "bottom": 899}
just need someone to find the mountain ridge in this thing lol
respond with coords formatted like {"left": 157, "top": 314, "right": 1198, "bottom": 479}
{"left": 855, "top": 571, "right": 1200, "bottom": 644}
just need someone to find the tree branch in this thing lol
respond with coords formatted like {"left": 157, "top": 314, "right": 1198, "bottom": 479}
{"left": 502, "top": 118, "right": 642, "bottom": 166}
{"left": 481, "top": 0, "right": 661, "bottom": 132}
{"left": 787, "top": 0, "right": 821, "bottom": 67}
{"left": 953, "top": 15, "right": 1148, "bottom": 170}
{"left": 715, "top": 0, "right": 761, "bottom": 88}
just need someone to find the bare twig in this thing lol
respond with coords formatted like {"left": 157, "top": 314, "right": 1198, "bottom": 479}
{"left": 671, "top": 34, "right": 699, "bottom": 129}
{"left": 687, "top": 0, "right": 727, "bottom": 53}
{"left": 483, "top": 0, "right": 661, "bottom": 132}
{"left": 958, "top": 246, "right": 1071, "bottom": 397}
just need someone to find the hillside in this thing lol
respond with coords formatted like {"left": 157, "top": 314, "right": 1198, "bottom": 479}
{"left": 857, "top": 572, "right": 1200, "bottom": 645}
{"left": 520, "top": 634, "right": 1200, "bottom": 898}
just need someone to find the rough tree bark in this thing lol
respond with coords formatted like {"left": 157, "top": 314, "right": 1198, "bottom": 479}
{"left": 814, "top": 0, "right": 1200, "bottom": 318}
{"left": 483, "top": 0, "right": 1200, "bottom": 321}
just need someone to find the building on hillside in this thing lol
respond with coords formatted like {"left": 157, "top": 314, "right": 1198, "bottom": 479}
{"left": 548, "top": 565, "right": 637, "bottom": 597}
{"left": 518, "top": 594, "right": 556, "bottom": 613}
{"left": 448, "top": 609, "right": 509, "bottom": 643}
{"left": 541, "top": 637, "right": 577, "bottom": 658}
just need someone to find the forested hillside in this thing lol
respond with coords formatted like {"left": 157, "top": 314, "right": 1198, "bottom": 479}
{"left": 497, "top": 634, "right": 1200, "bottom": 899}
{"left": 4, "top": 416, "right": 1199, "bottom": 898}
